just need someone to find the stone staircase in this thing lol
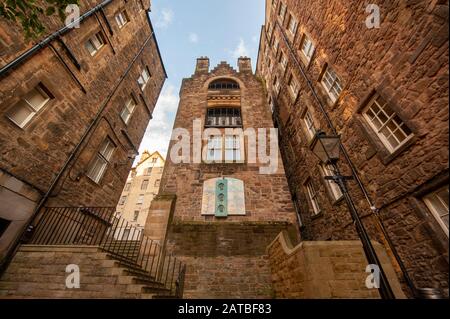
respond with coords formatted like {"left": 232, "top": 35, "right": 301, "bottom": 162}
{"left": 0, "top": 245, "right": 177, "bottom": 299}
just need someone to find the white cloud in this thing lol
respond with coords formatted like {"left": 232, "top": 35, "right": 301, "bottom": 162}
{"left": 138, "top": 84, "right": 179, "bottom": 160}
{"left": 189, "top": 33, "right": 199, "bottom": 43}
{"left": 231, "top": 38, "right": 250, "bottom": 59}
{"left": 252, "top": 35, "right": 259, "bottom": 43}
{"left": 154, "top": 8, "right": 174, "bottom": 29}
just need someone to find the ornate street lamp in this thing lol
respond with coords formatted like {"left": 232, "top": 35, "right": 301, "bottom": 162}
{"left": 310, "top": 131, "right": 396, "bottom": 299}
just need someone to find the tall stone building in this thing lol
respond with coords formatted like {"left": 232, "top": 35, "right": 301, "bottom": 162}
{"left": 256, "top": 0, "right": 449, "bottom": 297}
{"left": 0, "top": 0, "right": 166, "bottom": 270}
{"left": 116, "top": 150, "right": 165, "bottom": 235}
{"left": 146, "top": 57, "right": 300, "bottom": 298}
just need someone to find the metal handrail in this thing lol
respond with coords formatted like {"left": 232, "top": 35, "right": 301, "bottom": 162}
{"left": 28, "top": 207, "right": 185, "bottom": 297}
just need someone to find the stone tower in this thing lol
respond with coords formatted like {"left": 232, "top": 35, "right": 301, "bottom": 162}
{"left": 145, "top": 57, "right": 300, "bottom": 298}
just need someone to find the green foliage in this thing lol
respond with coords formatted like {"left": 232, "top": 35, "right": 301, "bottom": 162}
{"left": 0, "top": 0, "right": 80, "bottom": 39}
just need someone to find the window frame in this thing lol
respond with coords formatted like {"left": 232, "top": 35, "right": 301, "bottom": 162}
{"left": 141, "top": 179, "right": 149, "bottom": 191}
{"left": 278, "top": 3, "right": 287, "bottom": 22}
{"left": 205, "top": 134, "right": 245, "bottom": 164}
{"left": 86, "top": 137, "right": 116, "bottom": 184}
{"left": 120, "top": 96, "right": 137, "bottom": 125}
{"left": 300, "top": 33, "right": 316, "bottom": 64}
{"left": 320, "top": 164, "right": 344, "bottom": 202}
{"left": 302, "top": 110, "right": 316, "bottom": 141}
{"left": 288, "top": 73, "right": 300, "bottom": 100}
{"left": 321, "top": 65, "right": 343, "bottom": 103}
{"left": 423, "top": 186, "right": 449, "bottom": 237}
{"left": 119, "top": 196, "right": 127, "bottom": 205}
{"left": 305, "top": 180, "right": 321, "bottom": 216}
{"left": 6, "top": 83, "right": 51, "bottom": 128}
{"left": 273, "top": 76, "right": 281, "bottom": 95}
{"left": 287, "top": 14, "right": 298, "bottom": 36}
{"left": 279, "top": 50, "right": 288, "bottom": 72}
{"left": 205, "top": 107, "right": 243, "bottom": 128}
{"left": 85, "top": 32, "right": 106, "bottom": 56}
{"left": 136, "top": 194, "right": 145, "bottom": 205}
{"left": 138, "top": 66, "right": 151, "bottom": 90}
{"left": 362, "top": 93, "right": 414, "bottom": 154}
{"left": 115, "top": 10, "right": 129, "bottom": 29}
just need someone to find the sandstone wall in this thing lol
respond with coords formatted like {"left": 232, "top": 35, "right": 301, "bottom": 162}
{"left": 267, "top": 232, "right": 406, "bottom": 299}
{"left": 257, "top": 0, "right": 449, "bottom": 295}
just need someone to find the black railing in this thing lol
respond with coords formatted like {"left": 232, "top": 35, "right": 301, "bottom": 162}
{"left": 28, "top": 207, "right": 185, "bottom": 298}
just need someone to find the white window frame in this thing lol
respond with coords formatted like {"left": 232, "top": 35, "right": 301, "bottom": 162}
{"left": 85, "top": 32, "right": 105, "bottom": 56}
{"left": 141, "top": 179, "right": 149, "bottom": 190}
{"left": 362, "top": 93, "right": 414, "bottom": 153}
{"left": 274, "top": 77, "right": 281, "bottom": 95}
{"left": 6, "top": 84, "right": 50, "bottom": 128}
{"left": 321, "top": 65, "right": 343, "bottom": 103}
{"left": 303, "top": 110, "right": 316, "bottom": 140}
{"left": 205, "top": 135, "right": 245, "bottom": 164}
{"left": 288, "top": 74, "right": 300, "bottom": 100}
{"left": 306, "top": 181, "right": 321, "bottom": 215}
{"left": 120, "top": 96, "right": 137, "bottom": 124}
{"left": 138, "top": 66, "right": 151, "bottom": 90}
{"left": 300, "top": 34, "right": 315, "bottom": 63}
{"left": 224, "top": 135, "right": 244, "bottom": 163}
{"left": 87, "top": 138, "right": 115, "bottom": 183}
{"left": 279, "top": 3, "right": 287, "bottom": 21}
{"left": 280, "top": 51, "right": 288, "bottom": 71}
{"left": 133, "top": 210, "right": 140, "bottom": 222}
{"left": 288, "top": 14, "right": 298, "bottom": 36}
{"left": 119, "top": 196, "right": 127, "bottom": 205}
{"left": 320, "top": 164, "right": 343, "bottom": 201}
{"left": 273, "top": 38, "right": 279, "bottom": 54}
{"left": 272, "top": 0, "right": 278, "bottom": 10}
{"left": 136, "top": 194, "right": 144, "bottom": 205}
{"left": 115, "top": 10, "right": 129, "bottom": 28}
{"left": 423, "top": 186, "right": 449, "bottom": 237}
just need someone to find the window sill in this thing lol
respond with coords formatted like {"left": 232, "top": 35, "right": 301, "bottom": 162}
{"left": 298, "top": 52, "right": 312, "bottom": 69}
{"left": 355, "top": 116, "right": 417, "bottom": 166}
{"left": 310, "top": 211, "right": 323, "bottom": 220}
{"left": 331, "top": 195, "right": 345, "bottom": 206}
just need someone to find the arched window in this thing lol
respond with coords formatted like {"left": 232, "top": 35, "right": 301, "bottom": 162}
{"left": 201, "top": 178, "right": 246, "bottom": 217}
{"left": 208, "top": 79, "right": 240, "bottom": 90}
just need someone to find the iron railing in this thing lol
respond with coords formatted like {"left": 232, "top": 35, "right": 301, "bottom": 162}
{"left": 28, "top": 207, "right": 185, "bottom": 298}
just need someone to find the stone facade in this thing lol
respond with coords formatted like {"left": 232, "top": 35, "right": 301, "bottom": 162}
{"left": 115, "top": 150, "right": 165, "bottom": 234}
{"left": 150, "top": 57, "right": 300, "bottom": 298}
{"left": 267, "top": 231, "right": 406, "bottom": 299}
{"left": 0, "top": 0, "right": 166, "bottom": 268}
{"left": 256, "top": 0, "right": 449, "bottom": 297}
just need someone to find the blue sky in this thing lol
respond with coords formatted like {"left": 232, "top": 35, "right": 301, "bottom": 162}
{"left": 138, "top": 0, "right": 265, "bottom": 159}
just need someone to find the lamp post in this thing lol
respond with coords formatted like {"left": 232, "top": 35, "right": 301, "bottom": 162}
{"left": 310, "top": 131, "right": 395, "bottom": 299}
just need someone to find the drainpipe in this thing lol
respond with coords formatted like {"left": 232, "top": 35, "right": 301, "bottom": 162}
{"left": 0, "top": 0, "right": 113, "bottom": 78}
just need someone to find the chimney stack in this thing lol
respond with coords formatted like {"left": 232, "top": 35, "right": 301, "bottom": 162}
{"left": 195, "top": 57, "right": 210, "bottom": 75}
{"left": 238, "top": 57, "right": 252, "bottom": 73}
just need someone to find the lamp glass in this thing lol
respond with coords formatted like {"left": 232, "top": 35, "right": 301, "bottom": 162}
{"left": 311, "top": 133, "right": 341, "bottom": 164}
